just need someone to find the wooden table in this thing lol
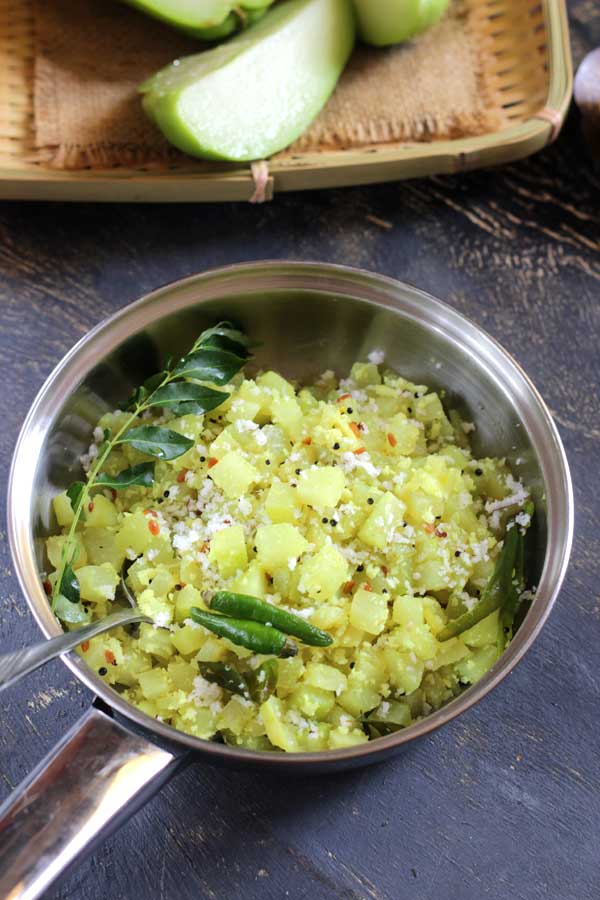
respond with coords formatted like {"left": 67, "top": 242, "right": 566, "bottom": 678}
{"left": 1, "top": 4, "right": 598, "bottom": 897}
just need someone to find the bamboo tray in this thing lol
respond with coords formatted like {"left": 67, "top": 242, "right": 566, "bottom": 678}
{"left": 0, "top": 0, "right": 572, "bottom": 202}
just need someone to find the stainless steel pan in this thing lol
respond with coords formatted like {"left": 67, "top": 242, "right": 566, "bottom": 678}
{"left": 0, "top": 262, "right": 573, "bottom": 899}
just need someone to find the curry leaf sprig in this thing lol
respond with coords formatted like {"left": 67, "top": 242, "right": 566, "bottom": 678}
{"left": 51, "top": 322, "right": 250, "bottom": 620}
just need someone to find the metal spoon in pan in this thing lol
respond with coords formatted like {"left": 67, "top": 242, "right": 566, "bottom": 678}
{"left": 0, "top": 573, "right": 150, "bottom": 693}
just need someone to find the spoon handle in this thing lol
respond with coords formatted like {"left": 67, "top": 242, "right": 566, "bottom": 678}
{"left": 0, "top": 609, "right": 150, "bottom": 693}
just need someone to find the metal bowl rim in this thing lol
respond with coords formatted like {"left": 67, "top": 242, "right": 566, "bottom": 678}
{"left": 7, "top": 260, "right": 574, "bottom": 767}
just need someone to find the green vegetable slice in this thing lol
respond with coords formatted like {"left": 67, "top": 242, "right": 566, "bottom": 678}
{"left": 53, "top": 594, "right": 91, "bottom": 624}
{"left": 352, "top": 0, "right": 449, "bottom": 47}
{"left": 140, "top": 0, "right": 356, "bottom": 162}
{"left": 122, "top": 0, "right": 276, "bottom": 39}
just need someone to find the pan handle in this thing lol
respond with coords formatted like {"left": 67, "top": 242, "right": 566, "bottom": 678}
{"left": 0, "top": 702, "right": 185, "bottom": 900}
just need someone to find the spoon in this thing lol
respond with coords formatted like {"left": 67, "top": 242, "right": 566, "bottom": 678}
{"left": 0, "top": 575, "right": 152, "bottom": 693}
{"left": 574, "top": 46, "right": 600, "bottom": 159}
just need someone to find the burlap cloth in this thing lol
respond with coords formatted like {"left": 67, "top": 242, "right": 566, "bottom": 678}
{"left": 32, "top": 0, "right": 501, "bottom": 170}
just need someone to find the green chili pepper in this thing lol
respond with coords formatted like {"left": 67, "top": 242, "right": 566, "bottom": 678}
{"left": 502, "top": 501, "right": 534, "bottom": 632}
{"left": 219, "top": 730, "right": 276, "bottom": 752}
{"left": 190, "top": 607, "right": 298, "bottom": 657}
{"left": 209, "top": 591, "right": 333, "bottom": 647}
{"left": 198, "top": 661, "right": 251, "bottom": 700}
{"left": 501, "top": 530, "right": 525, "bottom": 632}
{"left": 248, "top": 658, "right": 279, "bottom": 704}
{"left": 362, "top": 700, "right": 411, "bottom": 738}
{"left": 438, "top": 518, "right": 523, "bottom": 642}
{"left": 361, "top": 719, "right": 401, "bottom": 739}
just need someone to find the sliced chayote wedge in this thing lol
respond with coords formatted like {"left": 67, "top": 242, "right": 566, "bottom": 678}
{"left": 140, "top": 0, "right": 355, "bottom": 161}
{"left": 352, "top": 0, "right": 449, "bottom": 47}
{"left": 124, "top": 0, "right": 276, "bottom": 40}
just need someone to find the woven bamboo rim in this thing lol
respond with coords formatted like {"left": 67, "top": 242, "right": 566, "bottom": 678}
{"left": 0, "top": 0, "right": 572, "bottom": 201}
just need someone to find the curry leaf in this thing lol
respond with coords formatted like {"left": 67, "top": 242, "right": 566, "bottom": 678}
{"left": 173, "top": 348, "right": 245, "bottom": 386}
{"left": 59, "top": 563, "right": 80, "bottom": 605}
{"left": 194, "top": 322, "right": 251, "bottom": 353}
{"left": 147, "top": 382, "right": 228, "bottom": 416}
{"left": 196, "top": 322, "right": 252, "bottom": 358}
{"left": 97, "top": 428, "right": 112, "bottom": 456}
{"left": 200, "top": 332, "right": 250, "bottom": 358}
{"left": 117, "top": 426, "right": 193, "bottom": 460}
{"left": 66, "top": 482, "right": 86, "bottom": 514}
{"left": 128, "top": 371, "right": 167, "bottom": 409}
{"left": 50, "top": 322, "right": 249, "bottom": 617}
{"left": 95, "top": 462, "right": 155, "bottom": 490}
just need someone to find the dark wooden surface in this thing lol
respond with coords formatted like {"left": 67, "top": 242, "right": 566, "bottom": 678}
{"left": 1, "top": 4, "right": 599, "bottom": 898}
